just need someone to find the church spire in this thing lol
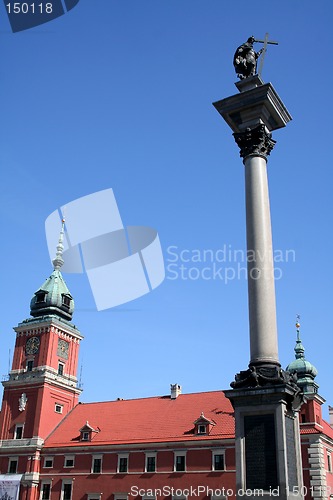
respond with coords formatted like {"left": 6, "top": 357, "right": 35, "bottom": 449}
{"left": 52, "top": 218, "right": 65, "bottom": 270}
{"left": 30, "top": 217, "right": 74, "bottom": 321}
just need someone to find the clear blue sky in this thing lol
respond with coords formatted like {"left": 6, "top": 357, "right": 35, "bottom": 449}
{"left": 0, "top": 1, "right": 332, "bottom": 418}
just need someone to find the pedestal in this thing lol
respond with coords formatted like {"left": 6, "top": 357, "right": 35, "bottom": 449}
{"left": 224, "top": 383, "right": 304, "bottom": 499}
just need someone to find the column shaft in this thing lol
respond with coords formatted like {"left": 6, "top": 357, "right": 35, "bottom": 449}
{"left": 244, "top": 154, "right": 279, "bottom": 366}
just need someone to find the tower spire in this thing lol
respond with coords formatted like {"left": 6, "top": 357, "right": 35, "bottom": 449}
{"left": 30, "top": 216, "right": 74, "bottom": 321}
{"left": 294, "top": 314, "right": 305, "bottom": 359}
{"left": 286, "top": 315, "right": 318, "bottom": 395}
{"left": 52, "top": 218, "right": 65, "bottom": 270}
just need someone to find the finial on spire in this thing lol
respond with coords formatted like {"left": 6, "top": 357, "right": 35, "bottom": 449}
{"left": 294, "top": 314, "right": 304, "bottom": 359}
{"left": 296, "top": 314, "right": 301, "bottom": 342}
{"left": 52, "top": 218, "right": 65, "bottom": 270}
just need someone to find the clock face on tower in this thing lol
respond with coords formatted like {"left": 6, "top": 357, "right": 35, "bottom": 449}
{"left": 57, "top": 339, "right": 69, "bottom": 360}
{"left": 25, "top": 336, "right": 40, "bottom": 355}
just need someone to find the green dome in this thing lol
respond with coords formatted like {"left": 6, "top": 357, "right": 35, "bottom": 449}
{"left": 30, "top": 269, "right": 74, "bottom": 321}
{"left": 30, "top": 218, "right": 74, "bottom": 321}
{"left": 286, "top": 328, "right": 318, "bottom": 395}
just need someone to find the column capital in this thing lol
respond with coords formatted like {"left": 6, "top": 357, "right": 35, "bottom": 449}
{"left": 233, "top": 124, "right": 276, "bottom": 161}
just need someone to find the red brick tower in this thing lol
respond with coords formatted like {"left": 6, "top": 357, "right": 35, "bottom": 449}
{"left": 0, "top": 220, "right": 83, "bottom": 499}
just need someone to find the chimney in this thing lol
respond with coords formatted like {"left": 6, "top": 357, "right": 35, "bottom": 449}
{"left": 329, "top": 406, "right": 333, "bottom": 428}
{"left": 170, "top": 384, "right": 182, "bottom": 399}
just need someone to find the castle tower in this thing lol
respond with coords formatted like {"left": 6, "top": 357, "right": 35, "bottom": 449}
{"left": 0, "top": 220, "right": 83, "bottom": 498}
{"left": 286, "top": 320, "right": 328, "bottom": 499}
{"left": 214, "top": 37, "right": 304, "bottom": 499}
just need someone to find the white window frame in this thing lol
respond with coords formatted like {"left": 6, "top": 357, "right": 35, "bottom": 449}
{"left": 81, "top": 431, "right": 90, "bottom": 441}
{"left": 40, "top": 481, "right": 52, "bottom": 500}
{"left": 64, "top": 455, "right": 75, "bottom": 468}
{"left": 58, "top": 362, "right": 65, "bottom": 375}
{"left": 212, "top": 449, "right": 226, "bottom": 471}
{"left": 145, "top": 452, "right": 157, "bottom": 472}
{"left": 61, "top": 480, "right": 73, "bottom": 500}
{"left": 87, "top": 495, "right": 101, "bottom": 500}
{"left": 55, "top": 403, "right": 63, "bottom": 414}
{"left": 14, "top": 423, "right": 24, "bottom": 439}
{"left": 43, "top": 456, "right": 54, "bottom": 468}
{"left": 174, "top": 451, "right": 186, "bottom": 472}
{"left": 91, "top": 454, "right": 103, "bottom": 474}
{"left": 198, "top": 424, "right": 207, "bottom": 434}
{"left": 117, "top": 454, "right": 129, "bottom": 473}
{"left": 8, "top": 456, "right": 18, "bottom": 474}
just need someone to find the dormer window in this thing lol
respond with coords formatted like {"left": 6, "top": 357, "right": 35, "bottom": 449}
{"left": 62, "top": 294, "right": 71, "bottom": 308}
{"left": 193, "top": 412, "right": 216, "bottom": 436}
{"left": 82, "top": 431, "right": 90, "bottom": 441}
{"left": 79, "top": 421, "right": 99, "bottom": 442}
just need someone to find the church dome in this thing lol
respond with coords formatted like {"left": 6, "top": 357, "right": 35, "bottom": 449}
{"left": 286, "top": 319, "right": 318, "bottom": 394}
{"left": 30, "top": 219, "right": 74, "bottom": 321}
{"left": 30, "top": 269, "right": 74, "bottom": 320}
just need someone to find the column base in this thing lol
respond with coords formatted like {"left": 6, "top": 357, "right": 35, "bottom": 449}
{"left": 225, "top": 381, "right": 305, "bottom": 500}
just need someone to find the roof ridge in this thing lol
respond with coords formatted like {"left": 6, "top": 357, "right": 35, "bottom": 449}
{"left": 79, "top": 389, "right": 225, "bottom": 405}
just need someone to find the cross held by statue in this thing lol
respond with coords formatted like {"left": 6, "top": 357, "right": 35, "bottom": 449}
{"left": 254, "top": 33, "right": 278, "bottom": 77}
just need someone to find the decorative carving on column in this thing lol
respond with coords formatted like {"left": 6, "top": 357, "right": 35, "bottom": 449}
{"left": 233, "top": 124, "right": 276, "bottom": 160}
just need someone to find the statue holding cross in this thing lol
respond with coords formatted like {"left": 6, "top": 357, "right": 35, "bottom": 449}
{"left": 233, "top": 34, "right": 278, "bottom": 80}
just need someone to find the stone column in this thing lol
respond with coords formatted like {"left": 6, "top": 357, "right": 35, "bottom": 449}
{"left": 234, "top": 125, "right": 279, "bottom": 367}
{"left": 213, "top": 75, "right": 304, "bottom": 499}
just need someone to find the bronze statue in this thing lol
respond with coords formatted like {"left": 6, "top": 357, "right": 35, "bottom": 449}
{"left": 233, "top": 36, "right": 264, "bottom": 80}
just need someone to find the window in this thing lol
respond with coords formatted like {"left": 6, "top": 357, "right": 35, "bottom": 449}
{"left": 328, "top": 451, "right": 332, "bottom": 473}
{"left": 15, "top": 424, "right": 24, "bottom": 439}
{"left": 82, "top": 431, "right": 90, "bottom": 441}
{"left": 62, "top": 295, "right": 71, "bottom": 308}
{"left": 58, "top": 363, "right": 64, "bottom": 376}
{"left": 36, "top": 292, "right": 46, "bottom": 303}
{"left": 8, "top": 458, "right": 18, "bottom": 473}
{"left": 87, "top": 496, "right": 101, "bottom": 500}
{"left": 198, "top": 424, "right": 207, "bottom": 434}
{"left": 41, "top": 483, "right": 51, "bottom": 500}
{"left": 118, "top": 454, "right": 128, "bottom": 473}
{"left": 55, "top": 403, "right": 63, "bottom": 414}
{"left": 212, "top": 450, "right": 225, "bottom": 471}
{"left": 92, "top": 455, "right": 102, "bottom": 474}
{"left": 145, "top": 454, "right": 156, "bottom": 472}
{"left": 64, "top": 456, "right": 75, "bottom": 468}
{"left": 43, "top": 457, "right": 54, "bottom": 468}
{"left": 61, "top": 482, "right": 72, "bottom": 500}
{"left": 174, "top": 453, "right": 186, "bottom": 472}
{"left": 27, "top": 360, "right": 34, "bottom": 372}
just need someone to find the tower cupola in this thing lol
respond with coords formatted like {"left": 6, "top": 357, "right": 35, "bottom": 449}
{"left": 286, "top": 317, "right": 318, "bottom": 395}
{"left": 30, "top": 219, "right": 74, "bottom": 320}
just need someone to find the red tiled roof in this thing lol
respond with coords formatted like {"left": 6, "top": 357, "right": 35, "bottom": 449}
{"left": 300, "top": 426, "right": 320, "bottom": 435}
{"left": 300, "top": 419, "right": 333, "bottom": 438}
{"left": 322, "top": 419, "right": 333, "bottom": 440}
{"left": 44, "top": 391, "right": 235, "bottom": 448}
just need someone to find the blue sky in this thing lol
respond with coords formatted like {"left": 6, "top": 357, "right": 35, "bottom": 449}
{"left": 0, "top": 1, "right": 332, "bottom": 418}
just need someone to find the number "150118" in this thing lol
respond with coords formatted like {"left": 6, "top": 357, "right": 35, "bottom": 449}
{"left": 6, "top": 3, "right": 53, "bottom": 14}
